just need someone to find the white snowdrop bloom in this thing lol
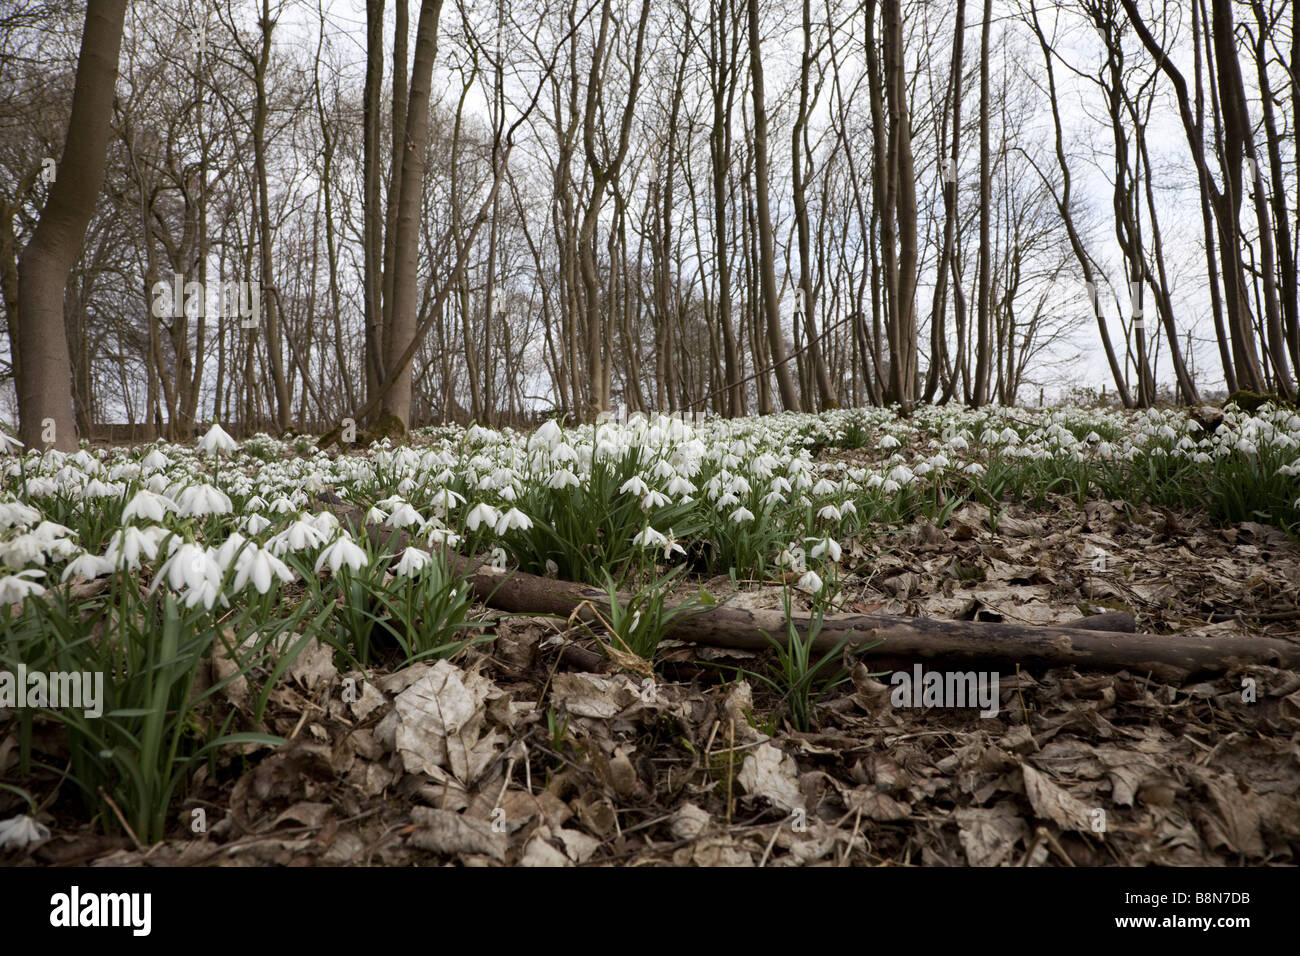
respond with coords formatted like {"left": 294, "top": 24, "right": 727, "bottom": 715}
{"left": 82, "top": 478, "right": 120, "bottom": 499}
{"left": 947, "top": 434, "right": 969, "bottom": 452}
{"left": 157, "top": 542, "right": 221, "bottom": 593}
{"left": 268, "top": 496, "right": 297, "bottom": 514}
{"left": 879, "top": 434, "right": 900, "bottom": 450}
{"left": 816, "top": 502, "right": 842, "bottom": 522}
{"left": 963, "top": 462, "right": 985, "bottom": 476}
{"left": 651, "top": 459, "right": 677, "bottom": 480}
{"left": 0, "top": 814, "right": 49, "bottom": 850}
{"left": 465, "top": 502, "right": 500, "bottom": 532}
{"left": 1236, "top": 438, "right": 1258, "bottom": 456}
{"left": 840, "top": 499, "right": 857, "bottom": 516}
{"left": 761, "top": 490, "right": 786, "bottom": 507}
{"left": 720, "top": 453, "right": 742, "bottom": 470}
{"left": 315, "top": 535, "right": 369, "bottom": 575}
{"left": 664, "top": 475, "right": 695, "bottom": 497}
{"left": 0, "top": 432, "right": 24, "bottom": 455}
{"left": 0, "top": 569, "right": 45, "bottom": 603}
{"left": 423, "top": 526, "right": 462, "bottom": 549}
{"left": 122, "top": 489, "right": 177, "bottom": 523}
{"left": 214, "top": 532, "right": 252, "bottom": 571}
{"left": 550, "top": 442, "right": 579, "bottom": 465}
{"left": 632, "top": 526, "right": 668, "bottom": 550}
{"left": 529, "top": 419, "right": 563, "bottom": 452}
{"left": 930, "top": 453, "right": 951, "bottom": 469}
{"left": 140, "top": 449, "right": 170, "bottom": 471}
{"left": 810, "top": 537, "right": 842, "bottom": 562}
{"left": 104, "top": 525, "right": 167, "bottom": 570}
{"left": 889, "top": 464, "right": 915, "bottom": 484}
{"left": 495, "top": 507, "right": 533, "bottom": 534}
{"left": 394, "top": 546, "right": 434, "bottom": 576}
{"left": 428, "top": 489, "right": 466, "bottom": 514}
{"left": 619, "top": 475, "right": 650, "bottom": 497}
{"left": 914, "top": 462, "right": 933, "bottom": 476}
{"left": 715, "top": 492, "right": 740, "bottom": 510}
{"left": 728, "top": 475, "right": 753, "bottom": 496}
{"left": 547, "top": 468, "right": 581, "bottom": 490}
{"left": 385, "top": 503, "right": 424, "bottom": 529}
{"left": 267, "top": 516, "right": 327, "bottom": 556}
{"left": 243, "top": 495, "right": 268, "bottom": 512}
{"left": 641, "top": 489, "right": 670, "bottom": 509}
{"left": 197, "top": 422, "right": 238, "bottom": 456}
{"left": 811, "top": 477, "right": 838, "bottom": 497}
{"left": 237, "top": 514, "right": 272, "bottom": 536}
{"left": 232, "top": 545, "right": 295, "bottom": 595}
{"left": 882, "top": 479, "right": 902, "bottom": 494}
{"left": 0, "top": 500, "right": 41, "bottom": 529}
{"left": 176, "top": 484, "right": 233, "bottom": 517}
{"left": 729, "top": 506, "right": 755, "bottom": 524}
{"left": 797, "top": 570, "right": 824, "bottom": 594}
{"left": 61, "top": 552, "right": 114, "bottom": 582}
{"left": 310, "top": 512, "right": 341, "bottom": 535}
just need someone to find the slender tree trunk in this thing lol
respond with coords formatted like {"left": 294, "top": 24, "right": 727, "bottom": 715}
{"left": 17, "top": 0, "right": 126, "bottom": 450}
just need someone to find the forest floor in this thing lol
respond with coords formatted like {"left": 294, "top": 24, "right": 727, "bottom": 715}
{"left": 17, "top": 455, "right": 1300, "bottom": 868}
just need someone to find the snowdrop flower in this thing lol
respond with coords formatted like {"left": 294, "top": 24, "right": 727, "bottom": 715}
{"left": 61, "top": 552, "right": 114, "bottom": 582}
{"left": 0, "top": 569, "right": 45, "bottom": 604}
{"left": 122, "top": 489, "right": 177, "bottom": 523}
{"left": 0, "top": 500, "right": 40, "bottom": 529}
{"left": 386, "top": 503, "right": 424, "bottom": 529}
{"left": 157, "top": 542, "right": 222, "bottom": 594}
{"left": 423, "top": 526, "right": 462, "bottom": 549}
{"left": 0, "top": 432, "right": 24, "bottom": 455}
{"left": 104, "top": 525, "right": 167, "bottom": 570}
{"left": 231, "top": 545, "right": 295, "bottom": 594}
{"left": 797, "top": 570, "right": 824, "bottom": 594}
{"left": 268, "top": 496, "right": 298, "bottom": 515}
{"left": 394, "top": 547, "right": 434, "bottom": 576}
{"left": 729, "top": 506, "right": 755, "bottom": 524}
{"left": 364, "top": 505, "right": 389, "bottom": 525}
{"left": 882, "top": 479, "right": 901, "bottom": 494}
{"left": 428, "top": 488, "right": 466, "bottom": 515}
{"left": 547, "top": 468, "right": 581, "bottom": 490}
{"left": 176, "top": 483, "right": 233, "bottom": 517}
{"left": 236, "top": 514, "right": 272, "bottom": 536}
{"left": 529, "top": 419, "right": 563, "bottom": 451}
{"left": 619, "top": 475, "right": 650, "bottom": 497}
{"left": 632, "top": 526, "right": 668, "bottom": 550}
{"left": 267, "top": 516, "right": 327, "bottom": 556}
{"left": 641, "top": 489, "right": 670, "bottom": 509}
{"left": 0, "top": 814, "right": 49, "bottom": 850}
{"left": 310, "top": 511, "right": 341, "bottom": 535}
{"left": 664, "top": 475, "right": 695, "bottom": 497}
{"left": 810, "top": 537, "right": 842, "bottom": 562}
{"left": 817, "top": 504, "right": 842, "bottom": 522}
{"left": 880, "top": 434, "right": 900, "bottom": 450}
{"left": 197, "top": 422, "right": 238, "bottom": 456}
{"left": 140, "top": 448, "right": 170, "bottom": 471}
{"left": 315, "top": 535, "right": 369, "bottom": 575}
{"left": 465, "top": 502, "right": 500, "bottom": 532}
{"left": 495, "top": 507, "right": 533, "bottom": 534}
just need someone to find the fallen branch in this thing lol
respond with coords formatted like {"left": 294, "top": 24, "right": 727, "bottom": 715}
{"left": 318, "top": 497, "right": 1300, "bottom": 681}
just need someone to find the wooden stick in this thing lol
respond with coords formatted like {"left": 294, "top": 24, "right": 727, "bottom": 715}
{"left": 318, "top": 497, "right": 1299, "bottom": 681}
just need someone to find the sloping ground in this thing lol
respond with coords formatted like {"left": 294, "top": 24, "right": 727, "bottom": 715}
{"left": 16, "top": 496, "right": 1300, "bottom": 867}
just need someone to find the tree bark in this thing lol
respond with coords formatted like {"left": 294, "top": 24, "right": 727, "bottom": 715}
{"left": 16, "top": 0, "right": 127, "bottom": 451}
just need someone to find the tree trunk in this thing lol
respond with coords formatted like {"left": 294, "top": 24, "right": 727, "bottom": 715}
{"left": 17, "top": 0, "right": 126, "bottom": 451}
